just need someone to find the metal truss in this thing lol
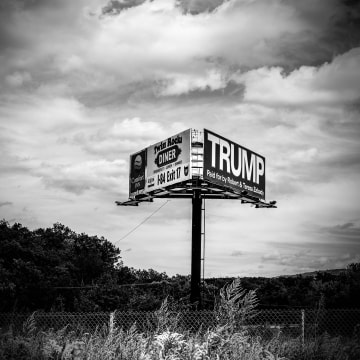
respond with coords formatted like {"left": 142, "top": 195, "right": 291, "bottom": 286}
{"left": 116, "top": 178, "right": 277, "bottom": 208}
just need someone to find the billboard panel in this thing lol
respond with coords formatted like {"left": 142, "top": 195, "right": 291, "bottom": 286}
{"left": 203, "top": 129, "right": 266, "bottom": 200}
{"left": 129, "top": 149, "right": 147, "bottom": 198}
{"left": 145, "top": 129, "right": 191, "bottom": 192}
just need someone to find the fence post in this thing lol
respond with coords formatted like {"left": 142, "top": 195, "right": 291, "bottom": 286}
{"left": 109, "top": 311, "right": 115, "bottom": 337}
{"left": 301, "top": 309, "right": 305, "bottom": 348}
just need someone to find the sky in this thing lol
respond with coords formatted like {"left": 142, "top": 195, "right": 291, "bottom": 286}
{"left": 1, "top": 0, "right": 360, "bottom": 278}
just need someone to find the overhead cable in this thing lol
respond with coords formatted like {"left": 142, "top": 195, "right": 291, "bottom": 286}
{"left": 115, "top": 200, "right": 170, "bottom": 244}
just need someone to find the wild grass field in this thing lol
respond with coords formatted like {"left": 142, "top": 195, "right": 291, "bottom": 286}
{"left": 1, "top": 279, "right": 359, "bottom": 360}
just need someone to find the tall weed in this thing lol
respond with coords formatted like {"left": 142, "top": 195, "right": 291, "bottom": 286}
{"left": 216, "top": 278, "right": 259, "bottom": 333}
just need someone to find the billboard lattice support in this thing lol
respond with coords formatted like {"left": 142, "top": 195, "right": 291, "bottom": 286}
{"left": 201, "top": 198, "right": 206, "bottom": 303}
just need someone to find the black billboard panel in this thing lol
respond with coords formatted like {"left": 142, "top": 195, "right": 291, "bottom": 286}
{"left": 203, "top": 129, "right": 265, "bottom": 200}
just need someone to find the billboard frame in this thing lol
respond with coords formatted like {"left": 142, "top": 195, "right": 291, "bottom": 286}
{"left": 123, "top": 128, "right": 273, "bottom": 207}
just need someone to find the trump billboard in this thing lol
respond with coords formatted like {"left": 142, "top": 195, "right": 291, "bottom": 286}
{"left": 203, "top": 129, "right": 266, "bottom": 200}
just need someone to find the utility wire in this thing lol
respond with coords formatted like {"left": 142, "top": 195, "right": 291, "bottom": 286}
{"left": 115, "top": 200, "right": 170, "bottom": 244}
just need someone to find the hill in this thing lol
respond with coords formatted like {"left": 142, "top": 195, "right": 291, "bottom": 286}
{"left": 282, "top": 268, "right": 346, "bottom": 278}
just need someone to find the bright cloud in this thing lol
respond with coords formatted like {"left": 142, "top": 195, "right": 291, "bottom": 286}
{"left": 235, "top": 48, "right": 360, "bottom": 106}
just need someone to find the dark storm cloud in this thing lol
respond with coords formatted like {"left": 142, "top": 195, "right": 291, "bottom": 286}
{"left": 272, "top": 0, "right": 360, "bottom": 68}
{"left": 102, "top": 0, "right": 227, "bottom": 15}
{"left": 176, "top": 0, "right": 227, "bottom": 14}
{"left": 0, "top": 0, "right": 73, "bottom": 12}
{"left": 255, "top": 0, "right": 360, "bottom": 69}
{"left": 0, "top": 0, "right": 92, "bottom": 51}
{"left": 0, "top": 1, "right": 26, "bottom": 50}
{"left": 102, "top": 0, "right": 148, "bottom": 15}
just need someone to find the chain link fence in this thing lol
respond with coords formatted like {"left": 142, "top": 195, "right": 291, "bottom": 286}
{"left": 1, "top": 309, "right": 359, "bottom": 339}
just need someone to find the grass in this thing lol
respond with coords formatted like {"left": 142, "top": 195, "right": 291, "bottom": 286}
{"left": 1, "top": 279, "right": 359, "bottom": 359}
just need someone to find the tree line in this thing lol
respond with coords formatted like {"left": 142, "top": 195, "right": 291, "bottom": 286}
{"left": 1, "top": 220, "right": 359, "bottom": 312}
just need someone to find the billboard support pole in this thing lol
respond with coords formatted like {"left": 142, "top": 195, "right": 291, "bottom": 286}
{"left": 190, "top": 188, "right": 202, "bottom": 308}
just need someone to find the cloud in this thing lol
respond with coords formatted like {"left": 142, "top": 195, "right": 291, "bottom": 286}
{"left": 234, "top": 48, "right": 360, "bottom": 107}
{"left": 97, "top": 117, "right": 171, "bottom": 140}
{"left": 262, "top": 251, "right": 281, "bottom": 262}
{"left": 76, "top": 117, "right": 187, "bottom": 157}
{"left": 176, "top": 0, "right": 226, "bottom": 14}
{"left": 102, "top": 0, "right": 147, "bottom": 15}
{"left": 246, "top": 76, "right": 360, "bottom": 195}
{"left": 320, "top": 221, "right": 360, "bottom": 243}
{"left": 2, "top": 0, "right": 357, "bottom": 101}
{"left": 335, "top": 222, "right": 355, "bottom": 230}
{"left": 158, "top": 69, "right": 227, "bottom": 96}
{"left": 289, "top": 148, "right": 318, "bottom": 163}
{"left": 5, "top": 71, "right": 32, "bottom": 87}
{"left": 0, "top": 93, "right": 90, "bottom": 136}
{"left": 230, "top": 250, "right": 244, "bottom": 257}
{"left": 38, "top": 159, "right": 127, "bottom": 195}
{"left": 102, "top": 0, "right": 228, "bottom": 16}
{"left": 260, "top": 247, "right": 358, "bottom": 272}
{"left": 0, "top": 201, "right": 13, "bottom": 207}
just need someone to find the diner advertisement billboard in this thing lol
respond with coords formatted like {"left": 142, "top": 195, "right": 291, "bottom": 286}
{"left": 145, "top": 129, "right": 191, "bottom": 192}
{"left": 203, "top": 129, "right": 266, "bottom": 200}
{"left": 129, "top": 149, "right": 147, "bottom": 198}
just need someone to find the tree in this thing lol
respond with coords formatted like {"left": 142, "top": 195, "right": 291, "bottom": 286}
{"left": 0, "top": 220, "right": 121, "bottom": 311}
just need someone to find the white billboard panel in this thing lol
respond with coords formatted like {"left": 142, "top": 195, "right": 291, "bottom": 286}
{"left": 145, "top": 129, "right": 191, "bottom": 192}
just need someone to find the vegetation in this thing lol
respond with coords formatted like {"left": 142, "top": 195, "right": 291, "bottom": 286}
{"left": 1, "top": 219, "right": 360, "bottom": 312}
{"left": 1, "top": 280, "right": 360, "bottom": 360}
{"left": 2, "top": 220, "right": 359, "bottom": 358}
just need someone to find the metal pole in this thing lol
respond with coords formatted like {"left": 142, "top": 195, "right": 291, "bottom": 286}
{"left": 190, "top": 189, "right": 202, "bottom": 307}
{"left": 201, "top": 198, "right": 206, "bottom": 290}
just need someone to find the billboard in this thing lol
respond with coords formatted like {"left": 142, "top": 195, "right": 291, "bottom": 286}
{"left": 145, "top": 129, "right": 191, "bottom": 192}
{"left": 203, "top": 129, "right": 266, "bottom": 200}
{"left": 129, "top": 148, "right": 147, "bottom": 198}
